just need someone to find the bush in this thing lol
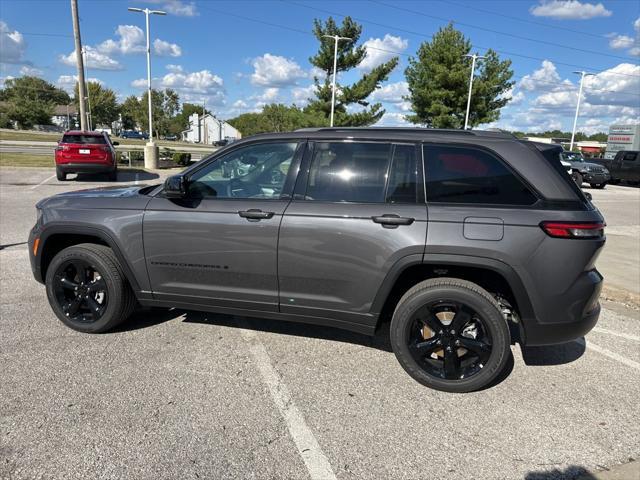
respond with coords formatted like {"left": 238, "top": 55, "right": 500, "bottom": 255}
{"left": 172, "top": 152, "right": 191, "bottom": 166}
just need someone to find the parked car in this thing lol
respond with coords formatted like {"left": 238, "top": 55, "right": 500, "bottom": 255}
{"left": 120, "top": 130, "right": 149, "bottom": 140}
{"left": 30, "top": 128, "right": 605, "bottom": 393}
{"left": 592, "top": 150, "right": 640, "bottom": 185}
{"left": 54, "top": 130, "right": 118, "bottom": 181}
{"left": 164, "top": 134, "right": 178, "bottom": 141}
{"left": 560, "top": 151, "right": 610, "bottom": 188}
{"left": 213, "top": 138, "right": 229, "bottom": 147}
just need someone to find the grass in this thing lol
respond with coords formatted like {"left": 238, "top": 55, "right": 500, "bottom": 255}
{"left": 0, "top": 129, "right": 205, "bottom": 148}
{"left": 0, "top": 152, "right": 55, "bottom": 167}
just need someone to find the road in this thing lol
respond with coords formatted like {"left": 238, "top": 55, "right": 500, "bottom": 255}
{"left": 0, "top": 167, "right": 638, "bottom": 480}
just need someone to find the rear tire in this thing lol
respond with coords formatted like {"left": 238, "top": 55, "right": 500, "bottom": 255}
{"left": 390, "top": 278, "right": 511, "bottom": 393}
{"left": 108, "top": 169, "right": 117, "bottom": 181}
{"left": 56, "top": 167, "right": 66, "bottom": 181}
{"left": 45, "top": 243, "right": 136, "bottom": 333}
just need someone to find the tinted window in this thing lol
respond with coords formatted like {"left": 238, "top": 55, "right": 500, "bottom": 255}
{"left": 62, "top": 134, "right": 107, "bottom": 144}
{"left": 424, "top": 144, "right": 536, "bottom": 205}
{"left": 306, "top": 142, "right": 390, "bottom": 203}
{"left": 188, "top": 142, "right": 298, "bottom": 199}
{"left": 623, "top": 152, "right": 637, "bottom": 161}
{"left": 387, "top": 144, "right": 418, "bottom": 203}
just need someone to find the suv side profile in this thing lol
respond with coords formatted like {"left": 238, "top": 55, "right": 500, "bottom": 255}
{"left": 29, "top": 128, "right": 605, "bottom": 392}
{"left": 55, "top": 130, "right": 118, "bottom": 181}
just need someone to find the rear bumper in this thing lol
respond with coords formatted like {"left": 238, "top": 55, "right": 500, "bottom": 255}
{"left": 521, "top": 269, "right": 603, "bottom": 346}
{"left": 56, "top": 162, "right": 115, "bottom": 174}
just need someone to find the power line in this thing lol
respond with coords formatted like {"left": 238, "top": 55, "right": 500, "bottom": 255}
{"left": 372, "top": 0, "right": 635, "bottom": 61}
{"left": 282, "top": 0, "right": 640, "bottom": 79}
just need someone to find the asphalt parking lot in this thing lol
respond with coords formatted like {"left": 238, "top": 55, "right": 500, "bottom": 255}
{"left": 1, "top": 167, "right": 639, "bottom": 480}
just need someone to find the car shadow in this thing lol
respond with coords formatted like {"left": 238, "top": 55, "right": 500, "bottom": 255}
{"left": 524, "top": 465, "right": 597, "bottom": 479}
{"left": 519, "top": 338, "right": 586, "bottom": 366}
{"left": 71, "top": 169, "right": 160, "bottom": 183}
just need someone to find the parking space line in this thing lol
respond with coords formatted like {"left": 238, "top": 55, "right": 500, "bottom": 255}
{"left": 593, "top": 327, "right": 640, "bottom": 342}
{"left": 578, "top": 338, "right": 640, "bottom": 371}
{"left": 30, "top": 174, "right": 56, "bottom": 190}
{"left": 237, "top": 317, "right": 337, "bottom": 480}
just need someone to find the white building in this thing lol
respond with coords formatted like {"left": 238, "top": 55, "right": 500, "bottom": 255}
{"left": 181, "top": 113, "right": 241, "bottom": 144}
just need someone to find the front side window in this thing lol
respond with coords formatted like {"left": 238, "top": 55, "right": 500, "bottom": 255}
{"left": 623, "top": 152, "right": 637, "bottom": 161}
{"left": 424, "top": 144, "right": 537, "bottom": 205}
{"left": 187, "top": 142, "right": 298, "bottom": 199}
{"left": 305, "top": 142, "right": 391, "bottom": 203}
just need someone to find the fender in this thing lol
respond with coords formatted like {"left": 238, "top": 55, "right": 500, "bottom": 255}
{"left": 32, "top": 222, "right": 147, "bottom": 297}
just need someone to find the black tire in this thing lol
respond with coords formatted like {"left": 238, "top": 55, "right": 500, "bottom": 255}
{"left": 572, "top": 171, "right": 583, "bottom": 187}
{"left": 390, "top": 278, "right": 511, "bottom": 393}
{"left": 590, "top": 183, "right": 606, "bottom": 189}
{"left": 45, "top": 243, "right": 136, "bottom": 333}
{"left": 56, "top": 167, "right": 66, "bottom": 181}
{"left": 107, "top": 168, "right": 117, "bottom": 181}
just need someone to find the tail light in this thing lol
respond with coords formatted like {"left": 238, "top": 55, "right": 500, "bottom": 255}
{"left": 540, "top": 221, "right": 605, "bottom": 239}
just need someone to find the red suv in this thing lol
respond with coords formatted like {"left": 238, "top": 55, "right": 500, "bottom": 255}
{"left": 55, "top": 131, "right": 118, "bottom": 181}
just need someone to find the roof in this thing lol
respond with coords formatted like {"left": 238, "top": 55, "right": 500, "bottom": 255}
{"left": 63, "top": 130, "right": 104, "bottom": 135}
{"left": 53, "top": 104, "right": 78, "bottom": 115}
{"left": 295, "top": 127, "right": 515, "bottom": 138}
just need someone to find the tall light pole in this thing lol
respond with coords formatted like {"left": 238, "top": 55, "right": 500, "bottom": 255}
{"left": 323, "top": 34, "right": 352, "bottom": 127}
{"left": 570, "top": 70, "right": 594, "bottom": 151}
{"left": 129, "top": 6, "right": 166, "bottom": 169}
{"left": 463, "top": 53, "right": 485, "bottom": 130}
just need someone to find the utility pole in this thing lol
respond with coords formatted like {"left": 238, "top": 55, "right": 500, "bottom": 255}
{"left": 323, "top": 34, "right": 352, "bottom": 127}
{"left": 129, "top": 6, "right": 166, "bottom": 169}
{"left": 463, "top": 53, "right": 485, "bottom": 130}
{"left": 202, "top": 99, "right": 206, "bottom": 144}
{"left": 570, "top": 70, "right": 594, "bottom": 151}
{"left": 70, "top": 0, "right": 87, "bottom": 131}
{"left": 82, "top": 47, "right": 92, "bottom": 130}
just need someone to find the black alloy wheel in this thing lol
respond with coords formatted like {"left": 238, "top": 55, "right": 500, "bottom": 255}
{"left": 52, "top": 259, "right": 108, "bottom": 324}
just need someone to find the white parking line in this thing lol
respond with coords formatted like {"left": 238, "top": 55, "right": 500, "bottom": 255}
{"left": 237, "top": 317, "right": 337, "bottom": 480}
{"left": 593, "top": 327, "right": 640, "bottom": 342}
{"left": 135, "top": 173, "right": 139, "bottom": 185}
{"left": 30, "top": 174, "right": 56, "bottom": 190}
{"left": 577, "top": 338, "right": 640, "bottom": 371}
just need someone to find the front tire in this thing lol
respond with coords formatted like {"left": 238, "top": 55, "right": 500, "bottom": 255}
{"left": 572, "top": 171, "right": 583, "bottom": 187}
{"left": 45, "top": 243, "right": 136, "bottom": 333}
{"left": 390, "top": 278, "right": 511, "bottom": 393}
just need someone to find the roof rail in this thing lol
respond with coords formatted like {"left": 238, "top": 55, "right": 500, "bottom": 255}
{"left": 294, "top": 127, "right": 514, "bottom": 138}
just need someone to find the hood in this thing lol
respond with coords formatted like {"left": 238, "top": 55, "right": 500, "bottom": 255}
{"left": 54, "top": 185, "right": 150, "bottom": 198}
{"left": 569, "top": 161, "right": 606, "bottom": 170}
{"left": 36, "top": 184, "right": 155, "bottom": 210}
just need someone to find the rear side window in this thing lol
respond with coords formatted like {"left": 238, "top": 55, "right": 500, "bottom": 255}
{"left": 387, "top": 144, "right": 418, "bottom": 203}
{"left": 423, "top": 144, "right": 536, "bottom": 205}
{"left": 305, "top": 142, "right": 391, "bottom": 203}
{"left": 62, "top": 134, "right": 107, "bottom": 145}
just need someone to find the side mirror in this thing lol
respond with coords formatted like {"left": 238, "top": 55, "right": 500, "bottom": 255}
{"left": 164, "top": 174, "right": 188, "bottom": 198}
{"left": 112, "top": 141, "right": 119, "bottom": 146}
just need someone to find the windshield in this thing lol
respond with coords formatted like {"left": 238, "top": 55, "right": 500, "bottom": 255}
{"left": 561, "top": 152, "right": 585, "bottom": 162}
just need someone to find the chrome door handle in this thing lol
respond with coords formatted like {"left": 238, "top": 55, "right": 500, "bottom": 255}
{"left": 238, "top": 209, "right": 275, "bottom": 220}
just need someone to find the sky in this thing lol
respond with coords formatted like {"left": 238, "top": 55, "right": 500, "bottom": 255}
{"left": 0, "top": 0, "right": 639, "bottom": 133}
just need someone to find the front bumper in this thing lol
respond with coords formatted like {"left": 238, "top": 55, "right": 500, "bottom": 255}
{"left": 582, "top": 171, "right": 611, "bottom": 184}
{"left": 28, "top": 225, "right": 44, "bottom": 284}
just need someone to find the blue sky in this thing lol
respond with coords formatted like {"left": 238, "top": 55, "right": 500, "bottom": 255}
{"left": 1, "top": 0, "right": 638, "bottom": 133}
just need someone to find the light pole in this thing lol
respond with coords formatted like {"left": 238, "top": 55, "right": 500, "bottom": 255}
{"left": 570, "top": 70, "right": 594, "bottom": 151}
{"left": 463, "top": 53, "right": 485, "bottom": 130}
{"left": 129, "top": 6, "right": 166, "bottom": 169}
{"left": 323, "top": 34, "right": 352, "bottom": 127}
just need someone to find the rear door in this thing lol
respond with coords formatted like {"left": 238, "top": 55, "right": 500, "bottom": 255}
{"left": 277, "top": 141, "right": 428, "bottom": 326}
{"left": 143, "top": 141, "right": 303, "bottom": 311}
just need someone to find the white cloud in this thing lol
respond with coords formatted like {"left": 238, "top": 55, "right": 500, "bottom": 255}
{"left": 60, "top": 46, "right": 122, "bottom": 70}
{"left": 153, "top": 39, "right": 182, "bottom": 57}
{"left": 0, "top": 21, "right": 26, "bottom": 64}
{"left": 375, "top": 112, "right": 411, "bottom": 127}
{"left": 583, "top": 63, "right": 640, "bottom": 107}
{"left": 143, "top": 0, "right": 198, "bottom": 16}
{"left": 97, "top": 25, "right": 145, "bottom": 55}
{"left": 519, "top": 60, "right": 573, "bottom": 92}
{"left": 608, "top": 35, "right": 635, "bottom": 50}
{"left": 250, "top": 54, "right": 308, "bottom": 87}
{"left": 370, "top": 81, "right": 409, "bottom": 103}
{"left": 166, "top": 64, "right": 183, "bottom": 73}
{"left": 232, "top": 100, "right": 248, "bottom": 108}
{"left": 530, "top": 1, "right": 612, "bottom": 20}
{"left": 132, "top": 68, "right": 225, "bottom": 105}
{"left": 359, "top": 34, "right": 408, "bottom": 71}
{"left": 19, "top": 65, "right": 43, "bottom": 76}
{"left": 291, "top": 84, "right": 317, "bottom": 106}
{"left": 56, "top": 74, "right": 104, "bottom": 93}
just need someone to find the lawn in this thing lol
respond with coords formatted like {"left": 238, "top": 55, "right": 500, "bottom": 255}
{"left": 0, "top": 152, "right": 55, "bottom": 167}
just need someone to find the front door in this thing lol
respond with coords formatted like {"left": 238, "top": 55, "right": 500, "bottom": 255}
{"left": 144, "top": 141, "right": 303, "bottom": 311}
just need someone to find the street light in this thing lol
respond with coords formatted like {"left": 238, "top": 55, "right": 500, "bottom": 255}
{"left": 323, "top": 34, "right": 352, "bottom": 127}
{"left": 128, "top": 6, "right": 166, "bottom": 169}
{"left": 463, "top": 53, "right": 485, "bottom": 130}
{"left": 569, "top": 70, "right": 595, "bottom": 151}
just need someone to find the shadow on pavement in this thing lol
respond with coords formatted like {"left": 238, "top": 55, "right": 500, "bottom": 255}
{"left": 520, "top": 338, "right": 586, "bottom": 366}
{"left": 524, "top": 465, "right": 596, "bottom": 479}
{"left": 73, "top": 169, "right": 159, "bottom": 183}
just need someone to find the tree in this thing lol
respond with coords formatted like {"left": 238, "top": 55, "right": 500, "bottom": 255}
{"left": 0, "top": 76, "right": 70, "bottom": 129}
{"left": 121, "top": 89, "right": 181, "bottom": 137}
{"left": 404, "top": 24, "right": 514, "bottom": 129}
{"left": 306, "top": 16, "right": 398, "bottom": 126}
{"left": 228, "top": 104, "right": 324, "bottom": 137}
{"left": 168, "top": 102, "right": 210, "bottom": 136}
{"left": 120, "top": 95, "right": 141, "bottom": 130}
{"left": 74, "top": 81, "right": 119, "bottom": 127}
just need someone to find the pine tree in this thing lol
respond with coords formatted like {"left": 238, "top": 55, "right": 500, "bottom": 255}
{"left": 404, "top": 24, "right": 514, "bottom": 129}
{"left": 306, "top": 16, "right": 398, "bottom": 126}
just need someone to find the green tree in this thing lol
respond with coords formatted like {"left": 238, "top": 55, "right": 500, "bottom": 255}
{"left": 228, "top": 104, "right": 324, "bottom": 136}
{"left": 120, "top": 95, "right": 141, "bottom": 130}
{"left": 306, "top": 16, "right": 398, "bottom": 126}
{"left": 74, "top": 81, "right": 119, "bottom": 127}
{"left": 404, "top": 24, "right": 514, "bottom": 129}
{"left": 168, "top": 102, "right": 210, "bottom": 136}
{"left": 0, "top": 76, "right": 70, "bottom": 129}
{"left": 138, "top": 89, "right": 181, "bottom": 138}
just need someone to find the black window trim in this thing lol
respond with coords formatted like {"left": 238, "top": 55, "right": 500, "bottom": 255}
{"left": 421, "top": 142, "right": 542, "bottom": 208}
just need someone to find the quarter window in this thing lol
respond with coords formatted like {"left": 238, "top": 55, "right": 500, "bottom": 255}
{"left": 424, "top": 144, "right": 536, "bottom": 205}
{"left": 387, "top": 144, "right": 418, "bottom": 203}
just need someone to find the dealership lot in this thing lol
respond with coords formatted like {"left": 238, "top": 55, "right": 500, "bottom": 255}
{"left": 1, "top": 167, "right": 639, "bottom": 479}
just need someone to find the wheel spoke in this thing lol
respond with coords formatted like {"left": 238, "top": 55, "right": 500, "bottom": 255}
{"left": 87, "top": 278, "right": 107, "bottom": 293}
{"left": 459, "top": 337, "right": 491, "bottom": 360}
{"left": 450, "top": 309, "right": 471, "bottom": 333}
{"left": 63, "top": 298, "right": 81, "bottom": 316}
{"left": 58, "top": 277, "right": 78, "bottom": 290}
{"left": 86, "top": 296, "right": 102, "bottom": 319}
{"left": 419, "top": 312, "right": 443, "bottom": 334}
{"left": 443, "top": 347, "right": 460, "bottom": 380}
{"left": 410, "top": 337, "right": 441, "bottom": 357}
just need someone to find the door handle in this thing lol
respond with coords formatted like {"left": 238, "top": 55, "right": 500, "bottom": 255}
{"left": 238, "top": 209, "right": 275, "bottom": 220}
{"left": 372, "top": 214, "right": 415, "bottom": 227}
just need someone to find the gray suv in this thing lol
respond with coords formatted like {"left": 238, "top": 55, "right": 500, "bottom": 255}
{"left": 29, "top": 128, "right": 605, "bottom": 392}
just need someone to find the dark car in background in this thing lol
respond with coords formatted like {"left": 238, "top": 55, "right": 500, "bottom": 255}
{"left": 54, "top": 130, "right": 118, "bottom": 181}
{"left": 561, "top": 151, "right": 610, "bottom": 189}
{"left": 120, "top": 130, "right": 149, "bottom": 140}
{"left": 593, "top": 150, "right": 640, "bottom": 185}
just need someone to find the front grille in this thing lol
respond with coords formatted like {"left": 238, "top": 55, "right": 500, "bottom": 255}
{"left": 590, "top": 166, "right": 605, "bottom": 173}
